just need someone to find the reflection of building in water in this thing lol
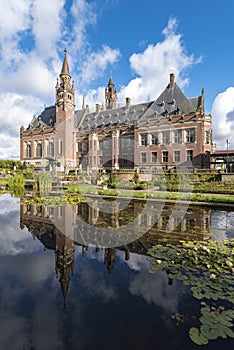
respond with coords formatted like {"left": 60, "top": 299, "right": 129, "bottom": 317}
{"left": 20, "top": 204, "right": 75, "bottom": 305}
{"left": 55, "top": 228, "right": 74, "bottom": 305}
{"left": 20, "top": 199, "right": 213, "bottom": 300}
{"left": 104, "top": 248, "right": 116, "bottom": 274}
{"left": 76, "top": 200, "right": 212, "bottom": 242}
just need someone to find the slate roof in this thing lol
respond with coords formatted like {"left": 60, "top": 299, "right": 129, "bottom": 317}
{"left": 77, "top": 102, "right": 153, "bottom": 131}
{"left": 140, "top": 83, "right": 201, "bottom": 120}
{"left": 76, "top": 78, "right": 201, "bottom": 131}
{"left": 26, "top": 76, "right": 201, "bottom": 132}
{"left": 27, "top": 105, "right": 56, "bottom": 130}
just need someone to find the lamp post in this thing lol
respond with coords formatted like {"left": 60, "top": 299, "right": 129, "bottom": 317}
{"left": 226, "top": 139, "right": 230, "bottom": 173}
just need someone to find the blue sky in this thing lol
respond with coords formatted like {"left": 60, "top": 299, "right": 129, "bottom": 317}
{"left": 0, "top": 0, "right": 234, "bottom": 159}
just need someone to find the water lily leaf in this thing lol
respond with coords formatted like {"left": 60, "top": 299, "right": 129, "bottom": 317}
{"left": 189, "top": 327, "right": 208, "bottom": 345}
{"left": 225, "top": 327, "right": 234, "bottom": 338}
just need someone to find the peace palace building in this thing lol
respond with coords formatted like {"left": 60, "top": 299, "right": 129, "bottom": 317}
{"left": 20, "top": 51, "right": 213, "bottom": 173}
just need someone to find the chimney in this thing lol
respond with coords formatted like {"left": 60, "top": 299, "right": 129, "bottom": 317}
{"left": 96, "top": 104, "right": 101, "bottom": 114}
{"left": 126, "top": 97, "right": 131, "bottom": 109}
{"left": 82, "top": 96, "right": 85, "bottom": 109}
{"left": 85, "top": 104, "right": 90, "bottom": 113}
{"left": 169, "top": 73, "right": 175, "bottom": 88}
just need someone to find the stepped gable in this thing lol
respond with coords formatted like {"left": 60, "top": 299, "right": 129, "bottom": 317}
{"left": 78, "top": 102, "right": 153, "bottom": 131}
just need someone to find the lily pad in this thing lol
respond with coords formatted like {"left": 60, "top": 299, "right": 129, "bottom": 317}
{"left": 189, "top": 327, "right": 208, "bottom": 345}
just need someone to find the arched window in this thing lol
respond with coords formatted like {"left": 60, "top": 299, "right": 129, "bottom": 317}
{"left": 36, "top": 143, "right": 42, "bottom": 157}
{"left": 26, "top": 144, "right": 31, "bottom": 158}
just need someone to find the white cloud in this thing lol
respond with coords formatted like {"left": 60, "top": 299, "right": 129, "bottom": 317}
{"left": 80, "top": 45, "right": 120, "bottom": 84}
{"left": 0, "top": 0, "right": 121, "bottom": 159}
{"left": 31, "top": 0, "right": 65, "bottom": 57}
{"left": 118, "top": 18, "right": 201, "bottom": 104}
{"left": 0, "top": 93, "right": 42, "bottom": 159}
{"left": 70, "top": 0, "right": 97, "bottom": 52}
{"left": 0, "top": 1, "right": 228, "bottom": 159}
{"left": 124, "top": 253, "right": 183, "bottom": 314}
{"left": 211, "top": 87, "right": 234, "bottom": 149}
{"left": 0, "top": 0, "right": 32, "bottom": 40}
{"left": 76, "top": 87, "right": 105, "bottom": 110}
{"left": 0, "top": 194, "right": 42, "bottom": 255}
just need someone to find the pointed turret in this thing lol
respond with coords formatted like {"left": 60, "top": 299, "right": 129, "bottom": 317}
{"left": 200, "top": 88, "right": 204, "bottom": 114}
{"left": 61, "top": 48, "right": 70, "bottom": 76}
{"left": 108, "top": 75, "right": 114, "bottom": 86}
{"left": 105, "top": 74, "right": 117, "bottom": 109}
{"left": 56, "top": 49, "right": 75, "bottom": 111}
{"left": 104, "top": 248, "right": 116, "bottom": 275}
{"left": 59, "top": 266, "right": 71, "bottom": 306}
{"left": 55, "top": 232, "right": 75, "bottom": 306}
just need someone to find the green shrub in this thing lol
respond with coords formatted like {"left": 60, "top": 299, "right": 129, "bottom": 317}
{"left": 134, "top": 181, "right": 148, "bottom": 190}
{"left": 8, "top": 174, "right": 25, "bottom": 197}
{"left": 8, "top": 174, "right": 25, "bottom": 189}
{"left": 34, "top": 173, "right": 52, "bottom": 194}
{"left": 23, "top": 172, "right": 33, "bottom": 179}
{"left": 107, "top": 171, "right": 117, "bottom": 188}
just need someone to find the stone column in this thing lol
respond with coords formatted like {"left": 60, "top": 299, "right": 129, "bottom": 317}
{"left": 112, "top": 130, "right": 120, "bottom": 169}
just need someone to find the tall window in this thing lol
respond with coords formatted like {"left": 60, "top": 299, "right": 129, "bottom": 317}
{"left": 98, "top": 156, "right": 103, "bottom": 165}
{"left": 162, "top": 151, "right": 168, "bottom": 163}
{"left": 174, "top": 150, "right": 180, "bottom": 162}
{"left": 151, "top": 152, "right": 157, "bottom": 163}
{"left": 140, "top": 134, "right": 148, "bottom": 146}
{"left": 162, "top": 131, "right": 170, "bottom": 144}
{"left": 83, "top": 141, "right": 88, "bottom": 152}
{"left": 58, "top": 139, "right": 63, "bottom": 155}
{"left": 99, "top": 140, "right": 103, "bottom": 150}
{"left": 103, "top": 138, "right": 112, "bottom": 150}
{"left": 186, "top": 129, "right": 195, "bottom": 143}
{"left": 36, "top": 143, "right": 42, "bottom": 157}
{"left": 26, "top": 143, "right": 31, "bottom": 158}
{"left": 121, "top": 136, "right": 134, "bottom": 149}
{"left": 77, "top": 142, "right": 82, "bottom": 152}
{"left": 123, "top": 154, "right": 128, "bottom": 165}
{"left": 205, "top": 130, "right": 210, "bottom": 144}
{"left": 174, "top": 130, "right": 182, "bottom": 144}
{"left": 47, "top": 139, "right": 54, "bottom": 158}
{"left": 141, "top": 152, "right": 146, "bottom": 163}
{"left": 187, "top": 150, "right": 193, "bottom": 161}
{"left": 151, "top": 133, "right": 158, "bottom": 145}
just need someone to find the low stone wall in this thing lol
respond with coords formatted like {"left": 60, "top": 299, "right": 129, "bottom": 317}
{"left": 115, "top": 172, "right": 152, "bottom": 182}
{"left": 221, "top": 174, "right": 234, "bottom": 182}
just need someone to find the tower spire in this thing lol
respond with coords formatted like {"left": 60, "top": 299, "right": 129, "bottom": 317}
{"left": 105, "top": 73, "right": 117, "bottom": 109}
{"left": 56, "top": 49, "right": 75, "bottom": 111}
{"left": 61, "top": 48, "right": 70, "bottom": 76}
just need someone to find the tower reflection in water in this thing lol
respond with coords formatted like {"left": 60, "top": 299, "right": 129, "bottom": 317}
{"left": 20, "top": 199, "right": 212, "bottom": 303}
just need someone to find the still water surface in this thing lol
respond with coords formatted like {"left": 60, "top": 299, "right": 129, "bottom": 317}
{"left": 0, "top": 193, "right": 234, "bottom": 350}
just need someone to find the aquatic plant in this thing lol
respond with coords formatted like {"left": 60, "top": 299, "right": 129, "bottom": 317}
{"left": 148, "top": 239, "right": 234, "bottom": 345}
{"left": 189, "top": 305, "right": 234, "bottom": 345}
{"left": 22, "top": 193, "right": 86, "bottom": 206}
{"left": 34, "top": 173, "right": 52, "bottom": 194}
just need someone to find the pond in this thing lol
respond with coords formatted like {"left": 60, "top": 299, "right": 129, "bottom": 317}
{"left": 0, "top": 193, "right": 234, "bottom": 350}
